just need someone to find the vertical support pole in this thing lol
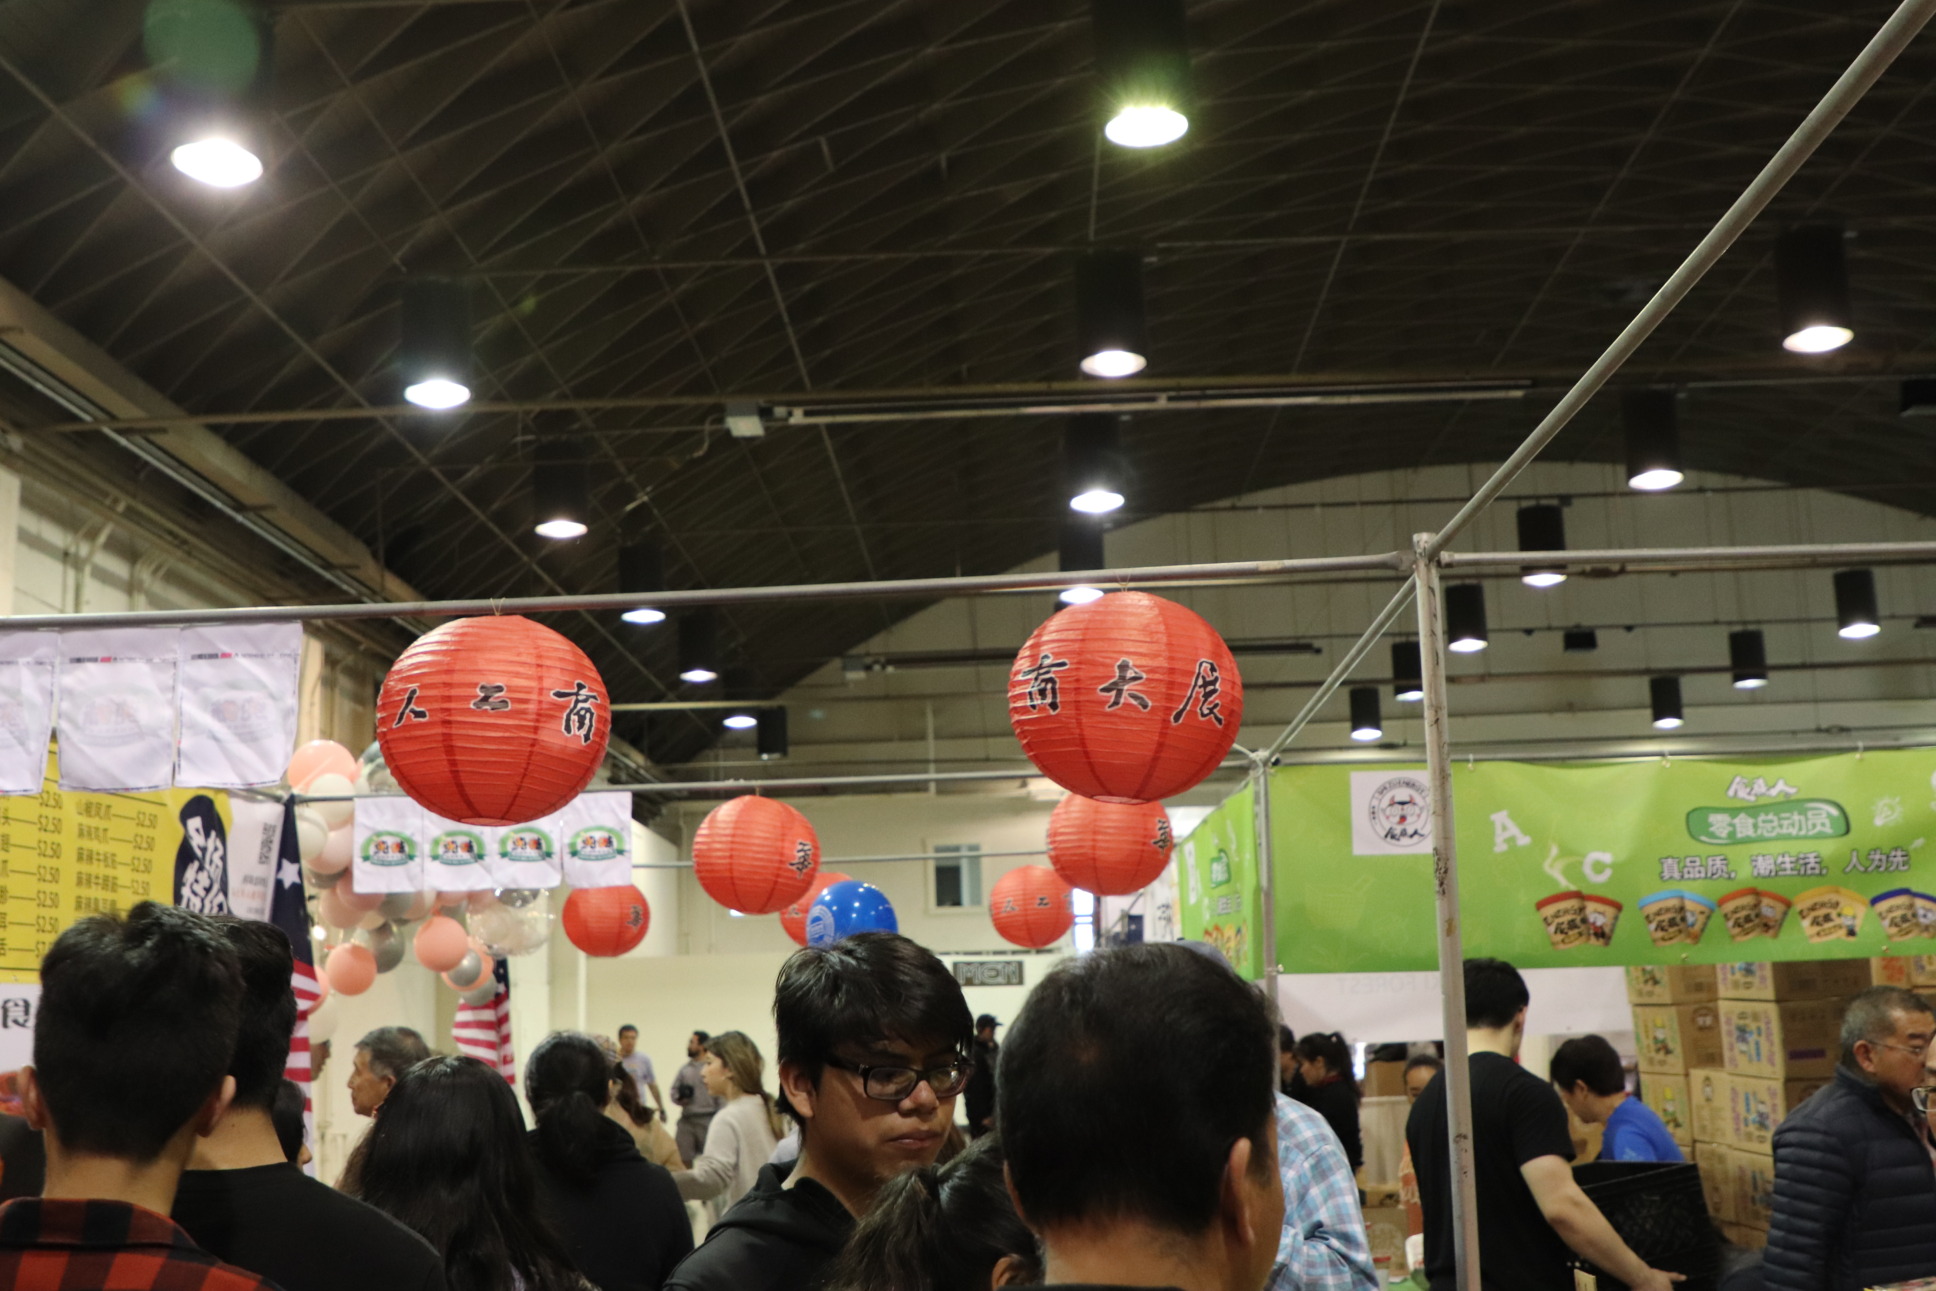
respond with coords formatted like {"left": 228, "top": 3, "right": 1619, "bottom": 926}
{"left": 1414, "top": 532, "right": 1480, "bottom": 1291}
{"left": 1252, "top": 755, "right": 1278, "bottom": 1001}
{"left": 576, "top": 948, "right": 589, "bottom": 1032}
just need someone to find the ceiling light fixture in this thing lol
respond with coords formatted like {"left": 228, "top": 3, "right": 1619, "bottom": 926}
{"left": 400, "top": 278, "right": 473, "bottom": 410}
{"left": 1064, "top": 413, "right": 1128, "bottom": 514}
{"left": 1348, "top": 687, "right": 1382, "bottom": 742}
{"left": 617, "top": 526, "right": 665, "bottom": 625}
{"left": 1729, "top": 629, "right": 1769, "bottom": 689}
{"left": 1391, "top": 640, "right": 1423, "bottom": 702}
{"left": 171, "top": 137, "right": 263, "bottom": 187}
{"left": 1516, "top": 503, "right": 1567, "bottom": 588}
{"left": 530, "top": 438, "right": 588, "bottom": 539}
{"left": 756, "top": 707, "right": 789, "bottom": 760}
{"left": 1623, "top": 389, "right": 1682, "bottom": 491}
{"left": 678, "top": 613, "right": 720, "bottom": 685}
{"left": 1776, "top": 224, "right": 1854, "bottom": 354}
{"left": 1075, "top": 250, "right": 1148, "bottom": 378}
{"left": 722, "top": 711, "right": 758, "bottom": 731}
{"left": 1563, "top": 629, "right": 1599, "bottom": 652}
{"left": 1094, "top": 0, "right": 1192, "bottom": 148}
{"left": 1060, "top": 516, "right": 1107, "bottom": 606}
{"left": 159, "top": 4, "right": 273, "bottom": 189}
{"left": 1445, "top": 584, "right": 1489, "bottom": 653}
{"left": 1650, "top": 676, "right": 1684, "bottom": 730}
{"left": 1834, "top": 568, "right": 1881, "bottom": 639}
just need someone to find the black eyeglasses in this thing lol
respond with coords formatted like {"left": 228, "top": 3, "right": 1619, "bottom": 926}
{"left": 1913, "top": 1085, "right": 1936, "bottom": 1116}
{"left": 824, "top": 1054, "right": 974, "bottom": 1102}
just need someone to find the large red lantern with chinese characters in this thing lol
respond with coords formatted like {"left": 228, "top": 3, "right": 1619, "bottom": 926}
{"left": 781, "top": 870, "right": 852, "bottom": 946}
{"left": 1047, "top": 794, "right": 1174, "bottom": 896}
{"left": 1008, "top": 592, "right": 1242, "bottom": 803}
{"left": 376, "top": 615, "right": 609, "bottom": 827}
{"left": 562, "top": 885, "right": 651, "bottom": 957}
{"left": 990, "top": 865, "right": 1074, "bottom": 948}
{"left": 692, "top": 796, "right": 820, "bottom": 915}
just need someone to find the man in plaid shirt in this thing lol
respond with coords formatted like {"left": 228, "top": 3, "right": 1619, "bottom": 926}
{"left": 1271, "top": 1092, "right": 1377, "bottom": 1290}
{"left": 0, "top": 902, "right": 280, "bottom": 1289}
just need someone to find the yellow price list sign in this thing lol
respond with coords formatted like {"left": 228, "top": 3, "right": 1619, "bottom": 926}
{"left": 0, "top": 782, "right": 170, "bottom": 974}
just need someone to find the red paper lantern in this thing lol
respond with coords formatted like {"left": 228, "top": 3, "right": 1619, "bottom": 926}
{"left": 1008, "top": 591, "right": 1243, "bottom": 803}
{"left": 376, "top": 615, "right": 609, "bottom": 827}
{"left": 990, "top": 865, "right": 1074, "bottom": 949}
{"left": 780, "top": 871, "right": 852, "bottom": 947}
{"left": 563, "top": 885, "right": 652, "bottom": 957}
{"left": 692, "top": 796, "right": 820, "bottom": 914}
{"left": 1048, "top": 794, "right": 1174, "bottom": 896}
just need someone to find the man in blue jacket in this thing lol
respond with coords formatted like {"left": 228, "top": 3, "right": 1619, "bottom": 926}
{"left": 1765, "top": 986, "right": 1936, "bottom": 1291}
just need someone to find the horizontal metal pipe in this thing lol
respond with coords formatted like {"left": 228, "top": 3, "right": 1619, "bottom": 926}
{"left": 610, "top": 700, "right": 775, "bottom": 711}
{"left": 1442, "top": 541, "right": 1936, "bottom": 571}
{"left": 628, "top": 848, "right": 1049, "bottom": 870}
{"left": 774, "top": 385, "right": 1526, "bottom": 424}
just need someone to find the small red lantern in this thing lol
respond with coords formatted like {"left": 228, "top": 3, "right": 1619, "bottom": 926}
{"left": 990, "top": 865, "right": 1074, "bottom": 948}
{"left": 1048, "top": 794, "right": 1174, "bottom": 896}
{"left": 1008, "top": 591, "right": 1242, "bottom": 804}
{"left": 781, "top": 871, "right": 852, "bottom": 946}
{"left": 376, "top": 615, "right": 609, "bottom": 827}
{"left": 692, "top": 796, "right": 820, "bottom": 914}
{"left": 562, "top": 885, "right": 651, "bottom": 957}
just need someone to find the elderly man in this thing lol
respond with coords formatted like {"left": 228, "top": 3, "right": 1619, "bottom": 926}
{"left": 347, "top": 1026, "right": 430, "bottom": 1118}
{"left": 1765, "top": 986, "right": 1936, "bottom": 1291}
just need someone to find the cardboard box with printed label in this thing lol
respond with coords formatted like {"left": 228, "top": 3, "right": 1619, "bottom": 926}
{"left": 1688, "top": 1067, "right": 1730, "bottom": 1144}
{"left": 1872, "top": 956, "right": 1915, "bottom": 988}
{"left": 1634, "top": 1003, "right": 1725, "bottom": 1073}
{"left": 1363, "top": 1060, "right": 1407, "bottom": 1100}
{"left": 1627, "top": 964, "right": 1720, "bottom": 1005}
{"left": 1720, "top": 997, "right": 1845, "bottom": 1079}
{"left": 1720, "top": 1222, "right": 1767, "bottom": 1251}
{"left": 1913, "top": 956, "right": 1936, "bottom": 988}
{"left": 1725, "top": 1074, "right": 1829, "bottom": 1151}
{"left": 1360, "top": 1203, "right": 1410, "bottom": 1278}
{"left": 1716, "top": 959, "right": 1872, "bottom": 1001}
{"left": 1726, "top": 1146, "right": 1775, "bottom": 1230}
{"left": 1694, "top": 1142, "right": 1732, "bottom": 1222}
{"left": 1639, "top": 1072, "right": 1693, "bottom": 1147}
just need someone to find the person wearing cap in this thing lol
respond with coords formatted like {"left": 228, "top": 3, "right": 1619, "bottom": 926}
{"left": 964, "top": 1015, "right": 1000, "bottom": 1138}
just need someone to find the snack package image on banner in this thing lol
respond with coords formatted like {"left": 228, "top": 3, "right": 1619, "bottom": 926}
{"left": 1262, "top": 750, "right": 1936, "bottom": 973}
{"left": 1177, "top": 792, "right": 1262, "bottom": 978}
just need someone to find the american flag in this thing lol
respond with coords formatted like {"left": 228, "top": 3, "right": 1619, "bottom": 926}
{"left": 453, "top": 957, "right": 515, "bottom": 1084}
{"left": 268, "top": 804, "right": 320, "bottom": 1105}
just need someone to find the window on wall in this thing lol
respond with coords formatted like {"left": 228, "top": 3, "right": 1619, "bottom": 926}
{"left": 933, "top": 844, "right": 982, "bottom": 908}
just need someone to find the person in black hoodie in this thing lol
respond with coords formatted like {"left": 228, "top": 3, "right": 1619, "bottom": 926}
{"left": 525, "top": 1031, "right": 691, "bottom": 1291}
{"left": 663, "top": 931, "right": 975, "bottom": 1291}
{"left": 1290, "top": 1032, "right": 1362, "bottom": 1172}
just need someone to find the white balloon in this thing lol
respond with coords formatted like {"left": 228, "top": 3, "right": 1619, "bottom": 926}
{"left": 306, "top": 999, "right": 339, "bottom": 1044}
{"left": 294, "top": 807, "right": 328, "bottom": 863}
{"left": 357, "top": 910, "right": 389, "bottom": 931}
{"left": 307, "top": 774, "right": 356, "bottom": 831}
{"left": 313, "top": 825, "right": 353, "bottom": 875}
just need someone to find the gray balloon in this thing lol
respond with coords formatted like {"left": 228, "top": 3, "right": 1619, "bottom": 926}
{"left": 460, "top": 979, "right": 498, "bottom": 1006}
{"left": 306, "top": 867, "right": 343, "bottom": 889}
{"left": 447, "top": 950, "right": 484, "bottom": 989}
{"left": 378, "top": 892, "right": 418, "bottom": 920}
{"left": 495, "top": 888, "right": 541, "bottom": 909}
{"left": 370, "top": 934, "right": 406, "bottom": 974}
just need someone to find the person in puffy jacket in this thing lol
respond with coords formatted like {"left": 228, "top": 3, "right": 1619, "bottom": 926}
{"left": 1765, "top": 986, "right": 1936, "bottom": 1291}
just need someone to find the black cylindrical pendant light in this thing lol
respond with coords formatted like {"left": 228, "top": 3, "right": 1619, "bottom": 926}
{"left": 1391, "top": 640, "right": 1423, "bottom": 703}
{"left": 678, "top": 612, "right": 720, "bottom": 684}
{"left": 1059, "top": 517, "right": 1107, "bottom": 606}
{"left": 1650, "top": 676, "right": 1684, "bottom": 730}
{"left": 163, "top": 3, "right": 273, "bottom": 188}
{"left": 756, "top": 707, "right": 789, "bottom": 760}
{"left": 1776, "top": 224, "right": 1854, "bottom": 354}
{"left": 1094, "top": 0, "right": 1192, "bottom": 149}
{"left": 617, "top": 524, "right": 664, "bottom": 626}
{"left": 1064, "top": 413, "right": 1127, "bottom": 513}
{"left": 1348, "top": 687, "right": 1382, "bottom": 742}
{"left": 1729, "top": 629, "right": 1769, "bottom": 690}
{"left": 1834, "top": 568, "right": 1881, "bottom": 639}
{"left": 1075, "top": 250, "right": 1148, "bottom": 378}
{"left": 1445, "top": 584, "right": 1488, "bottom": 653}
{"left": 399, "top": 277, "right": 473, "bottom": 409}
{"left": 531, "top": 438, "right": 588, "bottom": 539}
{"left": 1516, "top": 503, "right": 1566, "bottom": 588}
{"left": 1623, "top": 389, "right": 1682, "bottom": 492}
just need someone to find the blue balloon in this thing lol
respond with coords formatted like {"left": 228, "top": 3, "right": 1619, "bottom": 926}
{"left": 806, "top": 880, "right": 898, "bottom": 946}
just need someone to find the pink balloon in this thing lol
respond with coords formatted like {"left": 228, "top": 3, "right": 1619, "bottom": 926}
{"left": 467, "top": 890, "right": 498, "bottom": 912}
{"left": 287, "top": 740, "right": 359, "bottom": 792}
{"left": 338, "top": 871, "right": 384, "bottom": 913}
{"left": 317, "top": 886, "right": 363, "bottom": 930}
{"left": 434, "top": 892, "right": 469, "bottom": 913}
{"left": 312, "top": 826, "right": 352, "bottom": 876}
{"left": 414, "top": 915, "right": 469, "bottom": 972}
{"left": 326, "top": 943, "right": 377, "bottom": 996}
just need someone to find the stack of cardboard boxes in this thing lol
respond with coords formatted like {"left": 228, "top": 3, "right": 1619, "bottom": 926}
{"left": 1630, "top": 960, "right": 1873, "bottom": 1252}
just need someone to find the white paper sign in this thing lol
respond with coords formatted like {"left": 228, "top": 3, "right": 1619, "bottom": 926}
{"left": 0, "top": 635, "right": 58, "bottom": 795}
{"left": 0, "top": 984, "right": 38, "bottom": 1074}
{"left": 225, "top": 797, "right": 287, "bottom": 922}
{"left": 354, "top": 796, "right": 427, "bottom": 894}
{"left": 58, "top": 629, "right": 179, "bottom": 792}
{"left": 1349, "top": 769, "right": 1433, "bottom": 856}
{"left": 1275, "top": 966, "right": 1632, "bottom": 1044}
{"left": 486, "top": 813, "right": 564, "bottom": 891}
{"left": 423, "top": 811, "right": 495, "bottom": 893}
{"left": 175, "top": 624, "right": 303, "bottom": 789}
{"left": 559, "top": 792, "right": 632, "bottom": 888}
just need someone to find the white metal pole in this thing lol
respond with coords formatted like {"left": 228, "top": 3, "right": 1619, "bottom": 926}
{"left": 1251, "top": 756, "right": 1278, "bottom": 998}
{"left": 1415, "top": 533, "right": 1480, "bottom": 1291}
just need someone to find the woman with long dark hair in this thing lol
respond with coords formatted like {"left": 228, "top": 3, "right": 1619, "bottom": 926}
{"left": 670, "top": 1031, "right": 784, "bottom": 1212}
{"left": 826, "top": 1135, "right": 1040, "bottom": 1291}
{"left": 524, "top": 1033, "right": 692, "bottom": 1291}
{"left": 348, "top": 1054, "right": 584, "bottom": 1291}
{"left": 1291, "top": 1031, "right": 1363, "bottom": 1171}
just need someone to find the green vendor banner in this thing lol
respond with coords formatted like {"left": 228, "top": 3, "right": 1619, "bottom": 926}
{"left": 1177, "top": 790, "right": 1264, "bottom": 979}
{"left": 1266, "top": 750, "right": 1936, "bottom": 973}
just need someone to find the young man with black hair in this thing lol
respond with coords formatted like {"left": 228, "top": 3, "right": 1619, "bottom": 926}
{"left": 1549, "top": 1034, "right": 1681, "bottom": 1163}
{"left": 1000, "top": 941, "right": 1283, "bottom": 1291}
{"left": 173, "top": 917, "right": 447, "bottom": 1291}
{"left": 0, "top": 902, "right": 278, "bottom": 1288}
{"left": 664, "top": 931, "right": 974, "bottom": 1291}
{"left": 1406, "top": 958, "right": 1680, "bottom": 1291}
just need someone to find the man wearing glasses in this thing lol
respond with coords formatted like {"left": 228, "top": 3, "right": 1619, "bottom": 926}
{"left": 1765, "top": 985, "right": 1936, "bottom": 1291}
{"left": 664, "top": 931, "right": 974, "bottom": 1291}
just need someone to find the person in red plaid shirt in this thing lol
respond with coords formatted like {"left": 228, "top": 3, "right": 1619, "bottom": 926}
{"left": 0, "top": 901, "right": 281, "bottom": 1290}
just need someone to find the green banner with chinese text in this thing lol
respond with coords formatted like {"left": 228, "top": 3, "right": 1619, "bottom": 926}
{"left": 1177, "top": 791, "right": 1263, "bottom": 978}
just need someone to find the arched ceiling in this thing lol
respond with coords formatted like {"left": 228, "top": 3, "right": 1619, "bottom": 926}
{"left": 2, "top": 0, "right": 1936, "bottom": 764}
